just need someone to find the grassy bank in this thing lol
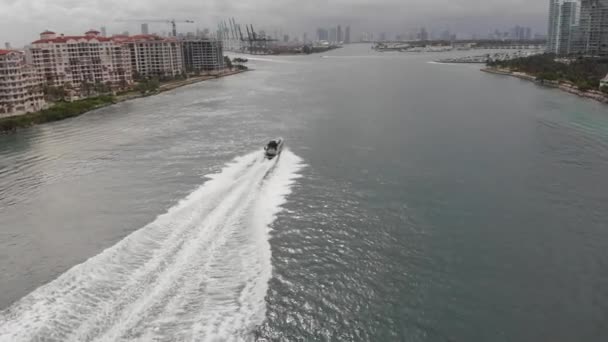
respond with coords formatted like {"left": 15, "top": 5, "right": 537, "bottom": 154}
{"left": 0, "top": 95, "right": 115, "bottom": 132}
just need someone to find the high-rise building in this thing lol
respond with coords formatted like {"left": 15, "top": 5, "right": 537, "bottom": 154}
{"left": 547, "top": 0, "right": 580, "bottom": 55}
{"left": 181, "top": 39, "right": 224, "bottom": 74}
{"left": 576, "top": 0, "right": 608, "bottom": 56}
{"left": 0, "top": 50, "right": 47, "bottom": 117}
{"left": 28, "top": 30, "right": 133, "bottom": 99}
{"left": 303, "top": 33, "right": 308, "bottom": 43}
{"left": 317, "top": 28, "right": 329, "bottom": 41}
{"left": 418, "top": 28, "right": 428, "bottom": 41}
{"left": 440, "top": 30, "right": 452, "bottom": 41}
{"left": 116, "top": 34, "right": 183, "bottom": 80}
{"left": 345, "top": 26, "right": 351, "bottom": 44}
{"left": 141, "top": 23, "right": 149, "bottom": 35}
{"left": 283, "top": 34, "right": 289, "bottom": 43}
{"left": 330, "top": 27, "right": 337, "bottom": 43}
{"left": 337, "top": 25, "right": 343, "bottom": 43}
{"left": 100, "top": 26, "right": 107, "bottom": 37}
{"left": 548, "top": 0, "right": 562, "bottom": 51}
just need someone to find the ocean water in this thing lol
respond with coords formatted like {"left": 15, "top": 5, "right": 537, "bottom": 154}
{"left": 1, "top": 45, "right": 608, "bottom": 341}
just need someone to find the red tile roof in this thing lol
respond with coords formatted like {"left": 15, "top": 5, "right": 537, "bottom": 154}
{"left": 0, "top": 49, "right": 12, "bottom": 55}
{"left": 32, "top": 36, "right": 114, "bottom": 44}
{"left": 86, "top": 29, "right": 101, "bottom": 34}
{"left": 41, "top": 30, "right": 55, "bottom": 34}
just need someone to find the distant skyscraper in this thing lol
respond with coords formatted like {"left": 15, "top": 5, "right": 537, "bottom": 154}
{"left": 141, "top": 23, "right": 149, "bottom": 35}
{"left": 418, "top": 27, "right": 428, "bottom": 41}
{"left": 100, "top": 26, "right": 107, "bottom": 37}
{"left": 337, "top": 25, "right": 343, "bottom": 43}
{"left": 317, "top": 28, "right": 329, "bottom": 41}
{"left": 283, "top": 34, "right": 289, "bottom": 43}
{"left": 440, "top": 30, "right": 451, "bottom": 41}
{"left": 379, "top": 32, "right": 387, "bottom": 42}
{"left": 345, "top": 26, "right": 351, "bottom": 44}
{"left": 330, "top": 27, "right": 337, "bottom": 43}
{"left": 4, "top": 42, "right": 10, "bottom": 49}
{"left": 303, "top": 33, "right": 308, "bottom": 43}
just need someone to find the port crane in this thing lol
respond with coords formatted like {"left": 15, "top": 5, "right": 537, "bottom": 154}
{"left": 115, "top": 19, "right": 195, "bottom": 37}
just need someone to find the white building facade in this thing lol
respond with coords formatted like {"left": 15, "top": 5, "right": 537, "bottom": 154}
{"left": 28, "top": 30, "right": 133, "bottom": 99}
{"left": 547, "top": 0, "right": 581, "bottom": 55}
{"left": 0, "top": 50, "right": 46, "bottom": 117}
{"left": 120, "top": 35, "right": 184, "bottom": 80}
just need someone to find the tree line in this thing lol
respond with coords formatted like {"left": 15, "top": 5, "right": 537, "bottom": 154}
{"left": 488, "top": 54, "right": 608, "bottom": 92}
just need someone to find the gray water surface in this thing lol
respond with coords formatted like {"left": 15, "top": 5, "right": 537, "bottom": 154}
{"left": 1, "top": 45, "right": 608, "bottom": 341}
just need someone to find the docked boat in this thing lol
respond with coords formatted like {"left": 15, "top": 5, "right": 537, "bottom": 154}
{"left": 264, "top": 138, "right": 284, "bottom": 159}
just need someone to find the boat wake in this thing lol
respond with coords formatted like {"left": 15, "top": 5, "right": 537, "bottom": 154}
{"left": 0, "top": 150, "right": 304, "bottom": 342}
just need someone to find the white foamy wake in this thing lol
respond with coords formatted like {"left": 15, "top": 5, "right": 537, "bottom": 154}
{"left": 0, "top": 150, "right": 304, "bottom": 342}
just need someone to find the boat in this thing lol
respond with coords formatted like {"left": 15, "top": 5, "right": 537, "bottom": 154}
{"left": 264, "top": 138, "right": 284, "bottom": 159}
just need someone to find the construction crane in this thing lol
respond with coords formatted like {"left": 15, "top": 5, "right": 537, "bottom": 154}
{"left": 115, "top": 19, "right": 194, "bottom": 37}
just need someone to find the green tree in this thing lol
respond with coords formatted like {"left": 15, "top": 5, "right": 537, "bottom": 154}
{"left": 224, "top": 56, "right": 233, "bottom": 70}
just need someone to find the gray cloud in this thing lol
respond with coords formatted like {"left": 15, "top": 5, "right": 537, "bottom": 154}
{"left": 0, "top": 0, "right": 549, "bottom": 47}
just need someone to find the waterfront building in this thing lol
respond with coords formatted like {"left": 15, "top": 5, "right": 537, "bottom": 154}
{"left": 181, "top": 39, "right": 224, "bottom": 74}
{"left": 547, "top": 0, "right": 580, "bottom": 55}
{"left": 118, "top": 35, "right": 183, "bottom": 80}
{"left": 28, "top": 30, "right": 133, "bottom": 99}
{"left": 0, "top": 50, "right": 47, "bottom": 117}
{"left": 337, "top": 26, "right": 343, "bottom": 43}
{"left": 576, "top": 0, "right": 608, "bottom": 56}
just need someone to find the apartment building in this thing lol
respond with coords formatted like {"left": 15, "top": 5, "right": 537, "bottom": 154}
{"left": 181, "top": 40, "right": 225, "bottom": 74}
{"left": 577, "top": 0, "right": 608, "bottom": 56}
{"left": 28, "top": 30, "right": 133, "bottom": 99}
{"left": 0, "top": 50, "right": 46, "bottom": 117}
{"left": 547, "top": 0, "right": 580, "bottom": 55}
{"left": 119, "top": 35, "right": 184, "bottom": 80}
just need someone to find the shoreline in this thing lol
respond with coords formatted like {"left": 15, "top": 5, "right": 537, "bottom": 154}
{"left": 481, "top": 67, "right": 608, "bottom": 104}
{"left": 0, "top": 69, "right": 248, "bottom": 133}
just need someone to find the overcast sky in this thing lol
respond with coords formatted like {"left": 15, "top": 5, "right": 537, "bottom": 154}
{"left": 0, "top": 0, "right": 550, "bottom": 47}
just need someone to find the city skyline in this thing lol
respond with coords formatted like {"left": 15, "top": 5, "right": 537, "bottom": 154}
{"left": 1, "top": 0, "right": 551, "bottom": 47}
